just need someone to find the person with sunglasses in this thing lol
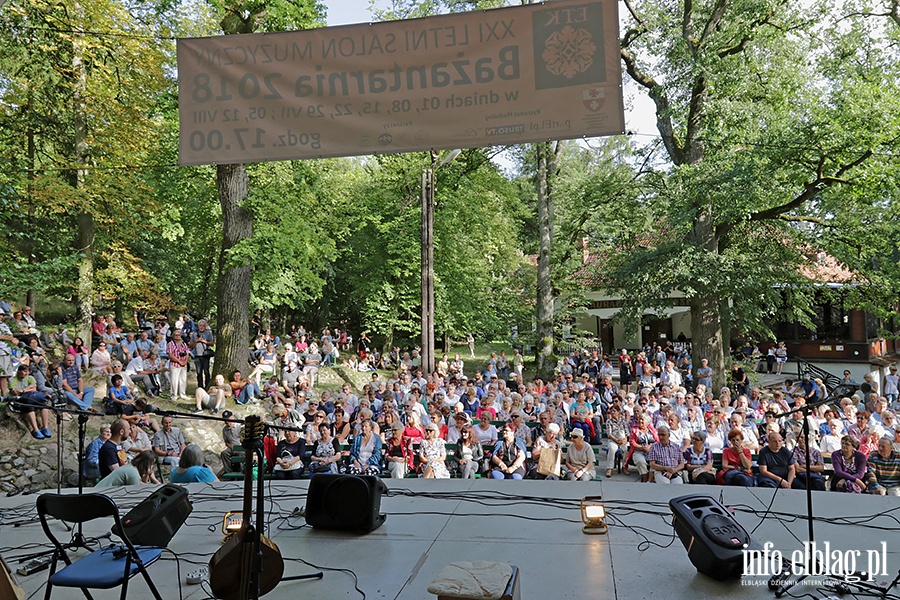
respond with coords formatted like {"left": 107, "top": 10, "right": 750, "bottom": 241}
{"left": 848, "top": 410, "right": 872, "bottom": 444}
{"left": 683, "top": 431, "right": 715, "bottom": 484}
{"left": 490, "top": 423, "right": 527, "bottom": 480}
{"left": 309, "top": 421, "right": 342, "bottom": 475}
{"left": 419, "top": 423, "right": 450, "bottom": 478}
{"left": 625, "top": 415, "right": 658, "bottom": 482}
{"left": 89, "top": 340, "right": 113, "bottom": 375}
{"left": 454, "top": 423, "right": 484, "bottom": 479}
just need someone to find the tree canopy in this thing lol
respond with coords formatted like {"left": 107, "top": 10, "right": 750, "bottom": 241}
{"left": 0, "top": 0, "right": 897, "bottom": 380}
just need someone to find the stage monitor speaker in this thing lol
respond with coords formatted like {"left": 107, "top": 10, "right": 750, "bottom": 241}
{"left": 669, "top": 494, "right": 757, "bottom": 581}
{"left": 305, "top": 474, "right": 387, "bottom": 533}
{"left": 112, "top": 483, "right": 192, "bottom": 547}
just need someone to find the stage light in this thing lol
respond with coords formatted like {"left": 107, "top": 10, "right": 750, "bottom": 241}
{"left": 580, "top": 496, "right": 608, "bottom": 535}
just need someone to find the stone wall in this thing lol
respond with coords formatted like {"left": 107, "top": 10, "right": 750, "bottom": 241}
{"left": 0, "top": 443, "right": 79, "bottom": 493}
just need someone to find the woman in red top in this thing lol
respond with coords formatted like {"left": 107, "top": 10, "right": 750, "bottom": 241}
{"left": 403, "top": 410, "right": 426, "bottom": 442}
{"left": 625, "top": 415, "right": 658, "bottom": 482}
{"left": 720, "top": 429, "right": 754, "bottom": 486}
{"left": 429, "top": 410, "right": 448, "bottom": 439}
{"left": 476, "top": 393, "right": 498, "bottom": 422}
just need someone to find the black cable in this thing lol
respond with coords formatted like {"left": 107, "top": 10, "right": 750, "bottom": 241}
{"left": 606, "top": 513, "right": 678, "bottom": 551}
{"left": 749, "top": 484, "right": 782, "bottom": 535}
{"left": 159, "top": 548, "right": 184, "bottom": 600}
{"left": 283, "top": 555, "right": 366, "bottom": 600}
{"left": 24, "top": 580, "right": 48, "bottom": 600}
{"left": 199, "top": 579, "right": 218, "bottom": 599}
{"left": 385, "top": 509, "right": 580, "bottom": 523}
{"left": 9, "top": 23, "right": 177, "bottom": 41}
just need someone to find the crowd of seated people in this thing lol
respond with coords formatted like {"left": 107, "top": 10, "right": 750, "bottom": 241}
{"left": 4, "top": 303, "right": 899, "bottom": 494}
{"left": 217, "top": 338, "right": 898, "bottom": 492}
{"left": 19, "top": 319, "right": 869, "bottom": 489}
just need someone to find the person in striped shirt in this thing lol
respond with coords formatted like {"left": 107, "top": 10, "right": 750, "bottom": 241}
{"left": 866, "top": 436, "right": 900, "bottom": 496}
{"left": 648, "top": 425, "right": 685, "bottom": 484}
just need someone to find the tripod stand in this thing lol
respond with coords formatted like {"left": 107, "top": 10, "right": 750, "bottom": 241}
{"left": 0, "top": 397, "right": 107, "bottom": 570}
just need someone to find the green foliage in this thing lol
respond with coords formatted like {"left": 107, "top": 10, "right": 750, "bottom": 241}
{"left": 239, "top": 160, "right": 335, "bottom": 308}
{"left": 584, "top": 0, "right": 900, "bottom": 355}
{"left": 1, "top": 0, "right": 896, "bottom": 360}
{"left": 209, "top": 0, "right": 325, "bottom": 33}
{"left": 371, "top": 0, "right": 506, "bottom": 21}
{"left": 312, "top": 149, "right": 529, "bottom": 348}
{"left": 0, "top": 254, "right": 79, "bottom": 299}
{"left": 0, "top": 0, "right": 174, "bottom": 316}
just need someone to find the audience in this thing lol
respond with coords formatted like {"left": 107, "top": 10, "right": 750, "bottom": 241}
{"left": 95, "top": 450, "right": 156, "bottom": 487}
{"left": 7, "top": 314, "right": 900, "bottom": 500}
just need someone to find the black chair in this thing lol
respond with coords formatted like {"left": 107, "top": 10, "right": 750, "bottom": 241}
{"left": 36, "top": 493, "right": 163, "bottom": 600}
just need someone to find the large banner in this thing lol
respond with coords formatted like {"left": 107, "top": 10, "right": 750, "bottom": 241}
{"left": 177, "top": 0, "right": 623, "bottom": 165}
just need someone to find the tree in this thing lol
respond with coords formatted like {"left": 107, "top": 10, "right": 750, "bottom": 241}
{"left": 533, "top": 141, "right": 560, "bottom": 377}
{"left": 0, "top": 0, "right": 171, "bottom": 335}
{"left": 316, "top": 148, "right": 527, "bottom": 353}
{"left": 206, "top": 0, "right": 325, "bottom": 379}
{"left": 599, "top": 0, "right": 900, "bottom": 387}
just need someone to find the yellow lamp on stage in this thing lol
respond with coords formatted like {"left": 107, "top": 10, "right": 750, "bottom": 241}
{"left": 580, "top": 496, "right": 608, "bottom": 535}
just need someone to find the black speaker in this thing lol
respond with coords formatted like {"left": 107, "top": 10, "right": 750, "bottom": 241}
{"left": 305, "top": 474, "right": 387, "bottom": 533}
{"left": 669, "top": 494, "right": 758, "bottom": 580}
{"left": 112, "top": 483, "right": 192, "bottom": 547}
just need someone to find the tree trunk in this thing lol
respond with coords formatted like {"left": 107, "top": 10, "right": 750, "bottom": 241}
{"left": 689, "top": 205, "right": 726, "bottom": 390}
{"left": 535, "top": 142, "right": 558, "bottom": 378}
{"left": 382, "top": 325, "right": 394, "bottom": 357}
{"left": 200, "top": 256, "right": 216, "bottom": 316}
{"left": 25, "top": 103, "right": 36, "bottom": 313}
{"left": 73, "top": 0, "right": 93, "bottom": 347}
{"left": 214, "top": 163, "right": 253, "bottom": 379}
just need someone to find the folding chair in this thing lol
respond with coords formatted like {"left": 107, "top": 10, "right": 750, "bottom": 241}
{"left": 36, "top": 493, "right": 163, "bottom": 600}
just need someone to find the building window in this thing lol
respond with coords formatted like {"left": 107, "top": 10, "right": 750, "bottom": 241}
{"left": 796, "top": 301, "right": 849, "bottom": 341}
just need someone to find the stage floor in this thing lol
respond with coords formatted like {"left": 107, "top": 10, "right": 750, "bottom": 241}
{"left": 2, "top": 479, "right": 898, "bottom": 599}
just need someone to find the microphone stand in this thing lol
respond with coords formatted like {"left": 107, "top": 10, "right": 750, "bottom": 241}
{"left": 770, "top": 384, "right": 857, "bottom": 597}
{"left": 51, "top": 405, "right": 104, "bottom": 549}
{"left": 56, "top": 406, "right": 64, "bottom": 493}
{"left": 0, "top": 397, "right": 106, "bottom": 562}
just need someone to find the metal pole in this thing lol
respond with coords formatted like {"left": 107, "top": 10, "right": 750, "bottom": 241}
{"left": 421, "top": 149, "right": 459, "bottom": 376}
{"left": 421, "top": 160, "right": 435, "bottom": 375}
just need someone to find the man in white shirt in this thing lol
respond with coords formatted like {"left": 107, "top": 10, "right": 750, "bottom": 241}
{"left": 659, "top": 361, "right": 683, "bottom": 389}
{"left": 730, "top": 411, "right": 760, "bottom": 452}
{"left": 125, "top": 349, "right": 160, "bottom": 397}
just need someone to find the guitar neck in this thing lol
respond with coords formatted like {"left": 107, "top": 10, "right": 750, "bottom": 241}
{"left": 239, "top": 416, "right": 266, "bottom": 600}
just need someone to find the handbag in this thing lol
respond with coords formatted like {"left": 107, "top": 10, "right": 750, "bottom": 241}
{"left": 536, "top": 445, "right": 561, "bottom": 477}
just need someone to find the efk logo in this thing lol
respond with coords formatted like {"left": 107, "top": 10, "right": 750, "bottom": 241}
{"left": 543, "top": 26, "right": 597, "bottom": 79}
{"left": 532, "top": 3, "right": 606, "bottom": 90}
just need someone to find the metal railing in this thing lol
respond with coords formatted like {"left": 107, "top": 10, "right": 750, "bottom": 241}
{"left": 795, "top": 358, "right": 842, "bottom": 390}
